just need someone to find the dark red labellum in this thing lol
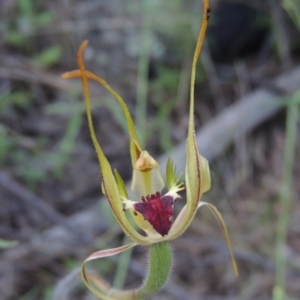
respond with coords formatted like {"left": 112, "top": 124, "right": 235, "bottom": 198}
{"left": 133, "top": 192, "right": 174, "bottom": 236}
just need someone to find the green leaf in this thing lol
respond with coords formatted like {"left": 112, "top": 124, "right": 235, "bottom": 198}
{"left": 33, "top": 46, "right": 62, "bottom": 66}
{"left": 35, "top": 12, "right": 54, "bottom": 27}
{"left": 5, "top": 30, "right": 26, "bottom": 46}
{"left": 0, "top": 239, "right": 18, "bottom": 249}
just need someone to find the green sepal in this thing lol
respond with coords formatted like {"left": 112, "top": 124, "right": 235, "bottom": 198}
{"left": 114, "top": 169, "right": 128, "bottom": 199}
{"left": 166, "top": 157, "right": 176, "bottom": 190}
{"left": 76, "top": 41, "right": 155, "bottom": 246}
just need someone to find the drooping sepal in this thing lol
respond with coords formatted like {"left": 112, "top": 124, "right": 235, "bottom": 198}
{"left": 82, "top": 242, "right": 173, "bottom": 300}
{"left": 197, "top": 201, "right": 239, "bottom": 276}
{"left": 81, "top": 242, "right": 137, "bottom": 300}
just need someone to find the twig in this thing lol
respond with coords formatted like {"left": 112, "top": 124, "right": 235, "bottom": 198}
{"left": 158, "top": 66, "right": 300, "bottom": 175}
{"left": 0, "top": 172, "right": 92, "bottom": 244}
{"left": 0, "top": 55, "right": 69, "bottom": 90}
{"left": 53, "top": 268, "right": 81, "bottom": 300}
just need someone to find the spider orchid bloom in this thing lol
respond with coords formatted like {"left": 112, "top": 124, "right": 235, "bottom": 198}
{"left": 62, "top": 42, "right": 213, "bottom": 245}
{"left": 62, "top": 1, "right": 237, "bottom": 298}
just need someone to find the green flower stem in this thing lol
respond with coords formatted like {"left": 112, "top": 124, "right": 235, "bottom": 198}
{"left": 272, "top": 92, "right": 299, "bottom": 300}
{"left": 109, "top": 242, "right": 173, "bottom": 300}
{"left": 136, "top": 242, "right": 173, "bottom": 299}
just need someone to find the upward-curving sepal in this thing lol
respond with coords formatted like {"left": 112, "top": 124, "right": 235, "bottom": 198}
{"left": 65, "top": 41, "right": 156, "bottom": 246}
{"left": 62, "top": 68, "right": 142, "bottom": 167}
{"left": 167, "top": 0, "right": 211, "bottom": 241}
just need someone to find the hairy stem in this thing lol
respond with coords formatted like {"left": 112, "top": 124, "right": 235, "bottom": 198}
{"left": 109, "top": 242, "right": 173, "bottom": 300}
{"left": 136, "top": 242, "right": 173, "bottom": 299}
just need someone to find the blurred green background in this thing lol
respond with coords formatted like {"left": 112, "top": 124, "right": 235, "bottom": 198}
{"left": 0, "top": 0, "right": 300, "bottom": 299}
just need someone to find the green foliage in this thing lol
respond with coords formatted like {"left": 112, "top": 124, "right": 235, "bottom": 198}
{"left": 0, "top": 238, "right": 18, "bottom": 249}
{"left": 120, "top": 0, "right": 206, "bottom": 151}
{"left": 0, "top": 98, "right": 82, "bottom": 187}
{"left": 282, "top": 0, "right": 300, "bottom": 29}
{"left": 18, "top": 286, "right": 41, "bottom": 300}
{"left": 113, "top": 235, "right": 133, "bottom": 289}
{"left": 149, "top": 65, "right": 181, "bottom": 150}
{"left": 33, "top": 46, "right": 62, "bottom": 66}
{"left": 18, "top": 285, "right": 54, "bottom": 300}
{"left": 273, "top": 91, "right": 300, "bottom": 300}
{"left": 0, "top": 127, "right": 13, "bottom": 164}
{"left": 46, "top": 103, "right": 83, "bottom": 178}
{"left": 5, "top": 0, "right": 61, "bottom": 66}
{"left": 64, "top": 258, "right": 82, "bottom": 270}
{"left": 0, "top": 90, "right": 33, "bottom": 111}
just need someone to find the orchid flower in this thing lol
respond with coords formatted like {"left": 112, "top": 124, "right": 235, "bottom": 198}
{"left": 62, "top": 1, "right": 237, "bottom": 299}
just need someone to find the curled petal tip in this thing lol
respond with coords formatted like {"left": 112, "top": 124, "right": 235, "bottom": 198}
{"left": 81, "top": 40, "right": 89, "bottom": 49}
